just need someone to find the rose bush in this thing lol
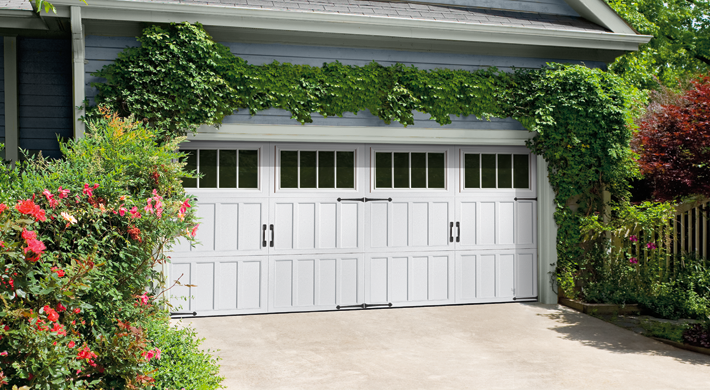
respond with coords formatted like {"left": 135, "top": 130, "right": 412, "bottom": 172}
{"left": 0, "top": 110, "right": 222, "bottom": 388}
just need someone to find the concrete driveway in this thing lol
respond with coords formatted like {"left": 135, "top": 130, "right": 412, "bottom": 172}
{"left": 180, "top": 303, "right": 710, "bottom": 389}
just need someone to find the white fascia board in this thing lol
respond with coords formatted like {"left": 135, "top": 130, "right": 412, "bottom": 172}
{"left": 564, "top": 0, "right": 637, "bottom": 34}
{"left": 46, "top": 0, "right": 650, "bottom": 51}
{"left": 0, "top": 10, "right": 48, "bottom": 30}
{"left": 187, "top": 124, "right": 534, "bottom": 146}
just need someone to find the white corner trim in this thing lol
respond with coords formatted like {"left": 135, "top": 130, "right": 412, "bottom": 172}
{"left": 536, "top": 155, "right": 558, "bottom": 304}
{"left": 187, "top": 124, "right": 535, "bottom": 146}
{"left": 71, "top": 6, "right": 86, "bottom": 139}
{"left": 564, "top": 0, "right": 636, "bottom": 34}
{"left": 46, "top": 0, "right": 651, "bottom": 51}
{"left": 3, "top": 37, "right": 19, "bottom": 163}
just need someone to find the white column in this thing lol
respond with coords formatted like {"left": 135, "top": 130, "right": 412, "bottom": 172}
{"left": 3, "top": 36, "right": 18, "bottom": 163}
{"left": 536, "top": 155, "right": 558, "bottom": 304}
{"left": 71, "top": 6, "right": 85, "bottom": 139}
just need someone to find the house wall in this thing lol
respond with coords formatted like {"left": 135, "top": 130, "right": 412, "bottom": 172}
{"left": 1, "top": 38, "right": 5, "bottom": 158}
{"left": 85, "top": 36, "right": 606, "bottom": 131}
{"left": 17, "top": 37, "right": 73, "bottom": 159}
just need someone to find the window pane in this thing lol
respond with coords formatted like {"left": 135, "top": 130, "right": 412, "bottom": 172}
{"left": 394, "top": 153, "right": 409, "bottom": 188}
{"left": 464, "top": 154, "right": 480, "bottom": 189}
{"left": 300, "top": 151, "right": 317, "bottom": 188}
{"left": 199, "top": 150, "right": 218, "bottom": 188}
{"left": 239, "top": 150, "right": 259, "bottom": 189}
{"left": 336, "top": 151, "right": 355, "bottom": 189}
{"left": 318, "top": 151, "right": 335, "bottom": 188}
{"left": 375, "top": 152, "right": 392, "bottom": 188}
{"left": 281, "top": 151, "right": 298, "bottom": 188}
{"left": 514, "top": 154, "right": 529, "bottom": 189}
{"left": 481, "top": 154, "right": 496, "bottom": 188}
{"left": 182, "top": 150, "right": 197, "bottom": 188}
{"left": 428, "top": 153, "right": 445, "bottom": 188}
{"left": 411, "top": 153, "right": 426, "bottom": 188}
{"left": 219, "top": 150, "right": 237, "bottom": 188}
{"left": 498, "top": 154, "right": 512, "bottom": 188}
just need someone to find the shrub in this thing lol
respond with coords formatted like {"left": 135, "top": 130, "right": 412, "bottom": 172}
{"left": 0, "top": 110, "right": 215, "bottom": 388}
{"left": 683, "top": 323, "right": 710, "bottom": 348}
{"left": 145, "top": 315, "right": 224, "bottom": 390}
{"left": 580, "top": 202, "right": 710, "bottom": 320}
{"left": 634, "top": 74, "right": 710, "bottom": 201}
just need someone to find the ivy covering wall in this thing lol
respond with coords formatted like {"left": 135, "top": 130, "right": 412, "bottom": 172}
{"left": 91, "top": 22, "right": 641, "bottom": 296}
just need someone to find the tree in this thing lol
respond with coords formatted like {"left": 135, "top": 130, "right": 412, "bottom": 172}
{"left": 634, "top": 75, "right": 710, "bottom": 200}
{"left": 606, "top": 0, "right": 710, "bottom": 90}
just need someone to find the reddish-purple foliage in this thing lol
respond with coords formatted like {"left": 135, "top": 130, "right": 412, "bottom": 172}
{"left": 634, "top": 75, "right": 710, "bottom": 200}
{"left": 683, "top": 323, "right": 710, "bottom": 348}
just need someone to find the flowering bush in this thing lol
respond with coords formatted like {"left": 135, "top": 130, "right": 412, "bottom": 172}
{"left": 0, "top": 110, "right": 220, "bottom": 388}
{"left": 580, "top": 202, "right": 710, "bottom": 320}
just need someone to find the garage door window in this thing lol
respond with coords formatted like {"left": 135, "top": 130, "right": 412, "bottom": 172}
{"left": 464, "top": 153, "right": 529, "bottom": 189}
{"left": 280, "top": 150, "right": 355, "bottom": 189}
{"left": 182, "top": 149, "right": 259, "bottom": 189}
{"left": 375, "top": 152, "right": 445, "bottom": 189}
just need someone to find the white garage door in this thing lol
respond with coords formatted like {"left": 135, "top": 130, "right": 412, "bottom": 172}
{"left": 169, "top": 142, "right": 537, "bottom": 316}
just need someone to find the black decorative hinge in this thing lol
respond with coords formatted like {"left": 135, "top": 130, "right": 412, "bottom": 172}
{"left": 336, "top": 302, "right": 393, "bottom": 310}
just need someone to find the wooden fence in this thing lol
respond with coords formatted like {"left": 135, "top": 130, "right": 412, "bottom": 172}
{"left": 673, "top": 197, "right": 709, "bottom": 259}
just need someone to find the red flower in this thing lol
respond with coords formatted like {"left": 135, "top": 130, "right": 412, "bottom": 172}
{"left": 73, "top": 308, "right": 81, "bottom": 314}
{"left": 15, "top": 199, "right": 36, "bottom": 215}
{"left": 22, "top": 228, "right": 37, "bottom": 241}
{"left": 50, "top": 323, "right": 66, "bottom": 336}
{"left": 191, "top": 224, "right": 199, "bottom": 238}
{"left": 129, "top": 207, "right": 141, "bottom": 219}
{"left": 179, "top": 199, "right": 191, "bottom": 215}
{"left": 76, "top": 345, "right": 98, "bottom": 363}
{"left": 42, "top": 189, "right": 60, "bottom": 209}
{"left": 68, "top": 341, "right": 75, "bottom": 348}
{"left": 56, "top": 302, "right": 67, "bottom": 312}
{"left": 23, "top": 238, "right": 46, "bottom": 262}
{"left": 57, "top": 187, "right": 70, "bottom": 199}
{"left": 0, "top": 203, "right": 7, "bottom": 215}
{"left": 118, "top": 204, "right": 127, "bottom": 217}
{"left": 51, "top": 267, "right": 65, "bottom": 278}
{"left": 43, "top": 306, "right": 59, "bottom": 322}
{"left": 82, "top": 183, "right": 99, "bottom": 198}
{"left": 127, "top": 227, "right": 142, "bottom": 242}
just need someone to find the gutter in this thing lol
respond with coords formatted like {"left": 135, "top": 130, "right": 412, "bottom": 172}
{"left": 44, "top": 0, "right": 651, "bottom": 51}
{"left": 0, "top": 9, "right": 48, "bottom": 30}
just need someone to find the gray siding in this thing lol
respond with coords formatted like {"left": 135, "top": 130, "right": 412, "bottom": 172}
{"left": 0, "top": 38, "right": 4, "bottom": 151}
{"left": 18, "top": 38, "right": 72, "bottom": 159}
{"left": 86, "top": 36, "right": 606, "bottom": 131}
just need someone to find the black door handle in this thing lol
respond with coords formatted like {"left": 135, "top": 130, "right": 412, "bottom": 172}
{"left": 449, "top": 222, "right": 454, "bottom": 243}
{"left": 262, "top": 224, "right": 267, "bottom": 247}
{"left": 456, "top": 222, "right": 460, "bottom": 243}
{"left": 269, "top": 224, "right": 274, "bottom": 247}
{"left": 338, "top": 197, "right": 365, "bottom": 202}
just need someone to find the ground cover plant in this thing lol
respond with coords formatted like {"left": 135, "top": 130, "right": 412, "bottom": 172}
{"left": 0, "top": 109, "right": 223, "bottom": 388}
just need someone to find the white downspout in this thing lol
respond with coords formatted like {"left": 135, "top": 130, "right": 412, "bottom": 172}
{"left": 537, "top": 155, "right": 558, "bottom": 304}
{"left": 71, "top": 6, "right": 85, "bottom": 139}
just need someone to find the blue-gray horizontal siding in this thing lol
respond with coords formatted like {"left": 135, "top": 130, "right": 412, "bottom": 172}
{"left": 1, "top": 38, "right": 5, "bottom": 147}
{"left": 18, "top": 38, "right": 72, "bottom": 159}
{"left": 85, "top": 36, "right": 606, "bottom": 131}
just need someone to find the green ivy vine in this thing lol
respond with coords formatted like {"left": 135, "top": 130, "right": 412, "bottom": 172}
{"left": 91, "top": 22, "right": 641, "bottom": 297}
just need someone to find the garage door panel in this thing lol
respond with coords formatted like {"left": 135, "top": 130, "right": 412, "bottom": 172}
{"left": 455, "top": 251, "right": 537, "bottom": 303}
{"left": 269, "top": 254, "right": 365, "bottom": 312}
{"left": 194, "top": 203, "right": 216, "bottom": 251}
{"left": 272, "top": 200, "right": 364, "bottom": 254}
{"left": 367, "top": 198, "right": 454, "bottom": 253}
{"left": 456, "top": 199, "right": 536, "bottom": 250}
{"left": 170, "top": 256, "right": 268, "bottom": 316}
{"left": 516, "top": 251, "right": 538, "bottom": 299}
{"left": 365, "top": 253, "right": 454, "bottom": 306}
{"left": 516, "top": 200, "right": 537, "bottom": 246}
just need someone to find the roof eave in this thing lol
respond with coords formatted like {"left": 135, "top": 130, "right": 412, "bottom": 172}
{"left": 42, "top": 0, "right": 652, "bottom": 51}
